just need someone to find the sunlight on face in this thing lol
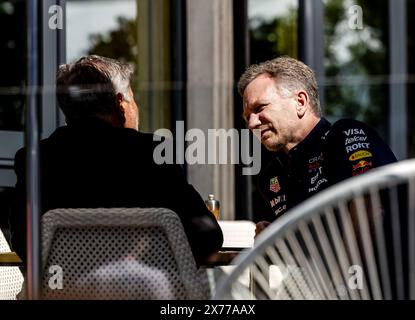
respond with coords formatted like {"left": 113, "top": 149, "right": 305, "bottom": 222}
{"left": 243, "top": 74, "right": 299, "bottom": 152}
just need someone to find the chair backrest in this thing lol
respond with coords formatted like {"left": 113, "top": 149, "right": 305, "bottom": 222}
{"left": 41, "top": 207, "right": 209, "bottom": 300}
{"left": 0, "top": 229, "right": 24, "bottom": 300}
{"left": 214, "top": 159, "right": 415, "bottom": 300}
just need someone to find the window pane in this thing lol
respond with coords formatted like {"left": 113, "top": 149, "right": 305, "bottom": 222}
{"left": 323, "top": 0, "right": 389, "bottom": 139}
{"left": 66, "top": 0, "right": 136, "bottom": 63}
{"left": 247, "top": 0, "right": 299, "bottom": 222}
{"left": 66, "top": 0, "right": 172, "bottom": 132}
{"left": 248, "top": 0, "right": 298, "bottom": 63}
{"left": 0, "top": 0, "right": 26, "bottom": 132}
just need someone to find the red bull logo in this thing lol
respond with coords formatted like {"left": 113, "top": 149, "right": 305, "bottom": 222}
{"left": 352, "top": 167, "right": 371, "bottom": 176}
{"left": 352, "top": 160, "right": 372, "bottom": 171}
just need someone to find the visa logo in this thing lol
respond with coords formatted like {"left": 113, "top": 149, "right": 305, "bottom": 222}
{"left": 343, "top": 129, "right": 366, "bottom": 136}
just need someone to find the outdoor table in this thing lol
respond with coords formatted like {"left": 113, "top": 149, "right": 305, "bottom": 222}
{"left": 0, "top": 252, "right": 23, "bottom": 267}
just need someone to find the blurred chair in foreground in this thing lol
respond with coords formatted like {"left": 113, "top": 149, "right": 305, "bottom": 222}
{"left": 215, "top": 159, "right": 415, "bottom": 300}
{"left": 0, "top": 229, "right": 24, "bottom": 300}
{"left": 41, "top": 207, "right": 209, "bottom": 299}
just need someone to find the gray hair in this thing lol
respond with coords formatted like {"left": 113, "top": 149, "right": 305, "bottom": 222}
{"left": 238, "top": 56, "right": 321, "bottom": 117}
{"left": 56, "top": 55, "right": 134, "bottom": 124}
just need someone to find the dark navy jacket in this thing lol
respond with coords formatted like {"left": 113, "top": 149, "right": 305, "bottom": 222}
{"left": 11, "top": 118, "right": 223, "bottom": 265}
{"left": 258, "top": 118, "right": 397, "bottom": 221}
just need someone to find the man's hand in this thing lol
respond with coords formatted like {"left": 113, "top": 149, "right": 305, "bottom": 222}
{"left": 255, "top": 220, "right": 271, "bottom": 238}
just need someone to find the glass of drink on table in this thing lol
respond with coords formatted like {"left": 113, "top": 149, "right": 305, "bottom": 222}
{"left": 205, "top": 194, "right": 220, "bottom": 220}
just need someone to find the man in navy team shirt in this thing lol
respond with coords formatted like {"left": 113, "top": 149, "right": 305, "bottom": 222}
{"left": 238, "top": 56, "right": 397, "bottom": 234}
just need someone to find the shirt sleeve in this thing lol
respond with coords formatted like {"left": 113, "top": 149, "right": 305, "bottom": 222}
{"left": 323, "top": 119, "right": 397, "bottom": 185}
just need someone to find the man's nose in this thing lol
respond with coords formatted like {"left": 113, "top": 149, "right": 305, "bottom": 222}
{"left": 248, "top": 113, "right": 261, "bottom": 130}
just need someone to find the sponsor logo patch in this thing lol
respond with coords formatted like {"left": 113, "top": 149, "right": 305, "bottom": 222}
{"left": 345, "top": 135, "right": 367, "bottom": 145}
{"left": 352, "top": 160, "right": 372, "bottom": 171}
{"left": 308, "top": 162, "right": 321, "bottom": 171}
{"left": 352, "top": 167, "right": 371, "bottom": 176}
{"left": 310, "top": 172, "right": 320, "bottom": 184}
{"left": 343, "top": 128, "right": 366, "bottom": 136}
{"left": 349, "top": 150, "right": 373, "bottom": 161}
{"left": 308, "top": 178, "right": 328, "bottom": 192}
{"left": 270, "top": 176, "right": 281, "bottom": 193}
{"left": 270, "top": 195, "right": 287, "bottom": 207}
{"left": 308, "top": 154, "right": 323, "bottom": 164}
{"left": 308, "top": 154, "right": 323, "bottom": 172}
{"left": 346, "top": 142, "right": 370, "bottom": 153}
{"left": 274, "top": 205, "right": 287, "bottom": 217}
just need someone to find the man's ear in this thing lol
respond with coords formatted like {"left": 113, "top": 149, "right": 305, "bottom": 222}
{"left": 116, "top": 92, "right": 126, "bottom": 113}
{"left": 296, "top": 90, "right": 309, "bottom": 117}
{"left": 115, "top": 92, "right": 126, "bottom": 125}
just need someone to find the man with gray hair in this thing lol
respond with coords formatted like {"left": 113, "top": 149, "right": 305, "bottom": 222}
{"left": 239, "top": 56, "right": 396, "bottom": 234}
{"left": 12, "top": 55, "right": 223, "bottom": 265}
{"left": 55, "top": 55, "right": 139, "bottom": 130}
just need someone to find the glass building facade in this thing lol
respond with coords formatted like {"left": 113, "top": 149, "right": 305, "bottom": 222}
{"left": 0, "top": 0, "right": 413, "bottom": 223}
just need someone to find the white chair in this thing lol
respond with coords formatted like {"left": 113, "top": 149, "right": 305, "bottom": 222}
{"left": 41, "top": 207, "right": 209, "bottom": 299}
{"left": 214, "top": 159, "right": 415, "bottom": 300}
{"left": 0, "top": 228, "right": 24, "bottom": 300}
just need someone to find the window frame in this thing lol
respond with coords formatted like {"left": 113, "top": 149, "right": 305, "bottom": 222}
{"left": 0, "top": 0, "right": 65, "bottom": 187}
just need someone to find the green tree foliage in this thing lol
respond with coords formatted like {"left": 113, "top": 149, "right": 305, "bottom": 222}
{"left": 88, "top": 16, "right": 137, "bottom": 63}
{"left": 249, "top": 0, "right": 388, "bottom": 136}
{"left": 87, "top": 16, "right": 139, "bottom": 91}
{"left": 323, "top": 0, "right": 388, "bottom": 136}
{"left": 249, "top": 7, "right": 298, "bottom": 64}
